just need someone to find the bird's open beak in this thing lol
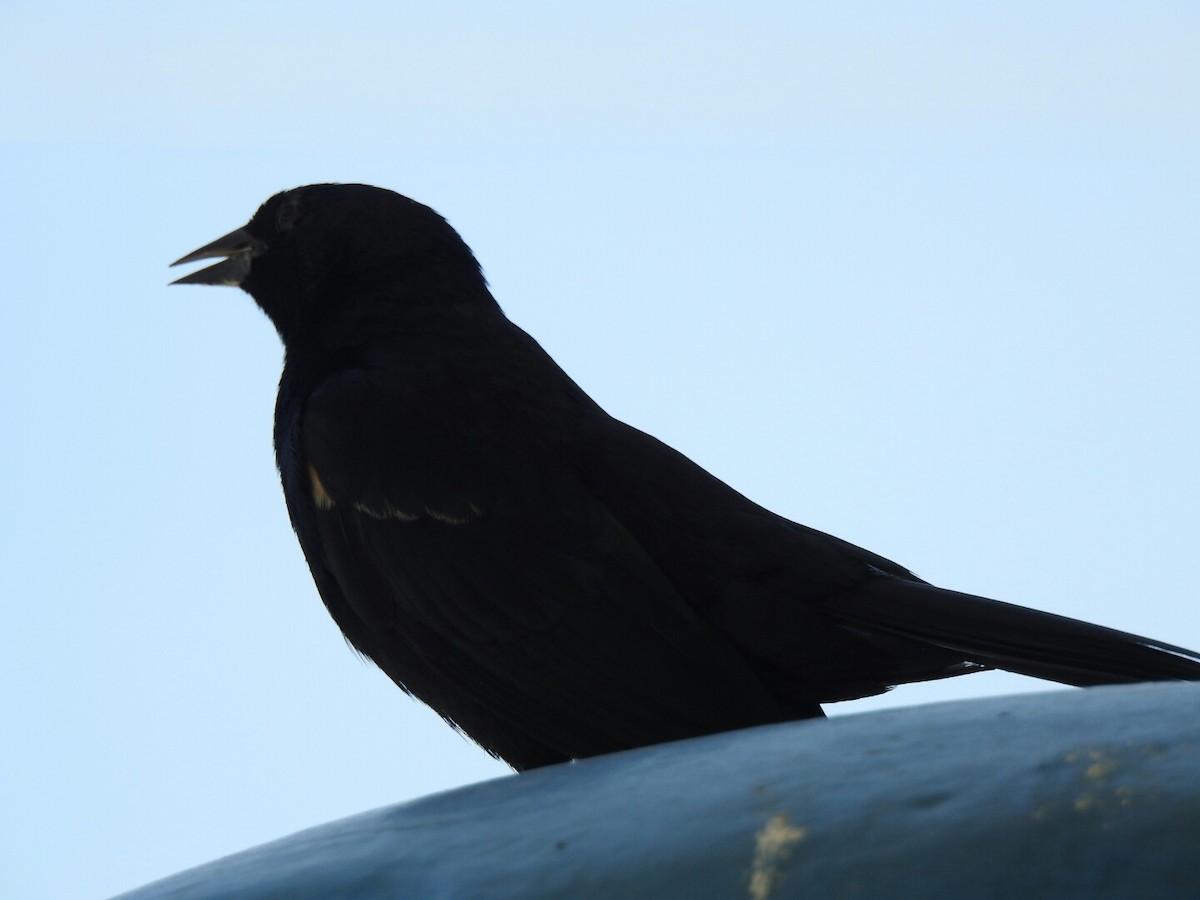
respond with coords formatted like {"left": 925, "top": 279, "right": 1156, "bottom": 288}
{"left": 170, "top": 227, "right": 265, "bottom": 286}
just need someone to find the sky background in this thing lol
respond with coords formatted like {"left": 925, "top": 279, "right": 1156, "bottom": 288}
{"left": 4, "top": 3, "right": 1199, "bottom": 897}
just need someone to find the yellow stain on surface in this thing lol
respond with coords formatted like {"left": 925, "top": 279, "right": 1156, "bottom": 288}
{"left": 309, "top": 464, "right": 335, "bottom": 510}
{"left": 1032, "top": 745, "right": 1136, "bottom": 824}
{"left": 1085, "top": 761, "right": 1117, "bottom": 780}
{"left": 748, "top": 812, "right": 807, "bottom": 900}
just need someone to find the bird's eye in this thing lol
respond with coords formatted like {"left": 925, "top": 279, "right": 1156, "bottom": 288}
{"left": 276, "top": 197, "right": 301, "bottom": 233}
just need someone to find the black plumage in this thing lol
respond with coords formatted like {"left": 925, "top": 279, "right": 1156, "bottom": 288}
{"left": 172, "top": 184, "right": 1200, "bottom": 770}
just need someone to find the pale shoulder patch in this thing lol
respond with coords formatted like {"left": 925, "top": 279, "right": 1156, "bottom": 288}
{"left": 308, "top": 463, "right": 335, "bottom": 510}
{"left": 351, "top": 499, "right": 483, "bottom": 524}
{"left": 352, "top": 500, "right": 421, "bottom": 522}
{"left": 426, "top": 502, "right": 483, "bottom": 525}
{"left": 308, "top": 460, "right": 481, "bottom": 524}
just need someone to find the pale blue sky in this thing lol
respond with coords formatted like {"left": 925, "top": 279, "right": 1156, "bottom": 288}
{"left": 4, "top": 4, "right": 1198, "bottom": 897}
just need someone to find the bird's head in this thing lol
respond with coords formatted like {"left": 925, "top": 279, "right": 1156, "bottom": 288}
{"left": 171, "top": 183, "right": 490, "bottom": 344}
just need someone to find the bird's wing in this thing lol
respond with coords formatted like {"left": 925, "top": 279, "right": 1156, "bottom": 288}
{"left": 567, "top": 417, "right": 985, "bottom": 701}
{"left": 288, "top": 359, "right": 794, "bottom": 768}
{"left": 571, "top": 417, "right": 1200, "bottom": 695}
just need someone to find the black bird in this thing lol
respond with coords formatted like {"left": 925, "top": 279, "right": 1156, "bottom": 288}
{"left": 172, "top": 184, "right": 1200, "bottom": 770}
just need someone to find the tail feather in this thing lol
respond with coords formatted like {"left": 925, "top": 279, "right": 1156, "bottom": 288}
{"left": 836, "top": 578, "right": 1200, "bottom": 687}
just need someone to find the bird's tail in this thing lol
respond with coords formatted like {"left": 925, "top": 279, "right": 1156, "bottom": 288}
{"left": 836, "top": 578, "right": 1200, "bottom": 687}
